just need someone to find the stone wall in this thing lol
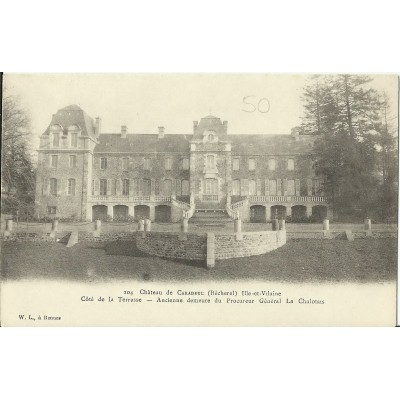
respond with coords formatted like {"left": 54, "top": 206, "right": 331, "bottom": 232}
{"left": 214, "top": 231, "right": 286, "bottom": 260}
{"left": 136, "top": 232, "right": 207, "bottom": 260}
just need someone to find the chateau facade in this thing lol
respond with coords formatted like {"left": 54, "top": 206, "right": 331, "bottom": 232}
{"left": 35, "top": 105, "right": 331, "bottom": 223}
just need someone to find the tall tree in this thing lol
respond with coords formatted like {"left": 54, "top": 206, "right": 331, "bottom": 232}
{"left": 300, "top": 75, "right": 390, "bottom": 220}
{"left": 1, "top": 89, "right": 36, "bottom": 214}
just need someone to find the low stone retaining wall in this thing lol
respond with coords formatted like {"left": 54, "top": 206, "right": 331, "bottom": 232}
{"left": 2, "top": 231, "right": 71, "bottom": 243}
{"left": 78, "top": 232, "right": 136, "bottom": 242}
{"left": 136, "top": 232, "right": 207, "bottom": 261}
{"left": 214, "top": 231, "right": 286, "bottom": 260}
{"left": 287, "top": 231, "right": 397, "bottom": 240}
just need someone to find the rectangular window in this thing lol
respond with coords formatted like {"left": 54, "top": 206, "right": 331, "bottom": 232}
{"left": 51, "top": 155, "right": 58, "bottom": 168}
{"left": 142, "top": 179, "right": 151, "bottom": 195}
{"left": 232, "top": 180, "right": 241, "bottom": 195}
{"left": 122, "top": 157, "right": 129, "bottom": 171}
{"left": 69, "top": 155, "right": 76, "bottom": 168}
{"left": 100, "top": 179, "right": 107, "bottom": 196}
{"left": 53, "top": 133, "right": 59, "bottom": 147}
{"left": 287, "top": 180, "right": 295, "bottom": 196}
{"left": 165, "top": 157, "right": 172, "bottom": 170}
{"left": 269, "top": 180, "right": 277, "bottom": 195}
{"left": 248, "top": 158, "right": 255, "bottom": 171}
{"left": 182, "top": 158, "right": 189, "bottom": 170}
{"left": 50, "top": 178, "right": 57, "bottom": 195}
{"left": 206, "top": 155, "right": 215, "bottom": 169}
{"left": 233, "top": 158, "right": 240, "bottom": 171}
{"left": 249, "top": 180, "right": 256, "bottom": 195}
{"left": 100, "top": 157, "right": 107, "bottom": 170}
{"left": 70, "top": 133, "right": 78, "bottom": 147}
{"left": 122, "top": 179, "right": 129, "bottom": 195}
{"left": 287, "top": 158, "right": 294, "bottom": 171}
{"left": 47, "top": 206, "right": 57, "bottom": 214}
{"left": 143, "top": 158, "right": 151, "bottom": 170}
{"left": 181, "top": 180, "right": 190, "bottom": 196}
{"left": 67, "top": 178, "right": 76, "bottom": 195}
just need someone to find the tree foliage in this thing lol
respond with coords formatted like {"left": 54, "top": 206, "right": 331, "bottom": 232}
{"left": 1, "top": 89, "right": 36, "bottom": 214}
{"left": 300, "top": 75, "right": 398, "bottom": 221}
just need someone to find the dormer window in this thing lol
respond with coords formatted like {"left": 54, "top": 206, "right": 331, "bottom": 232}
{"left": 268, "top": 158, "right": 276, "bottom": 171}
{"left": 70, "top": 133, "right": 78, "bottom": 147}
{"left": 52, "top": 132, "right": 60, "bottom": 147}
{"left": 208, "top": 133, "right": 214, "bottom": 141}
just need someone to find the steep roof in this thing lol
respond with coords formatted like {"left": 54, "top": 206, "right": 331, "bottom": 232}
{"left": 42, "top": 105, "right": 96, "bottom": 137}
{"left": 230, "top": 134, "right": 316, "bottom": 155}
{"left": 94, "top": 132, "right": 315, "bottom": 155}
{"left": 95, "top": 133, "right": 192, "bottom": 153}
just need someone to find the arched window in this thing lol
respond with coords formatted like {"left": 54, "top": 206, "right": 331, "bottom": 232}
{"left": 208, "top": 133, "right": 214, "bottom": 142}
{"left": 181, "top": 180, "right": 190, "bottom": 196}
{"left": 67, "top": 178, "right": 76, "bottom": 196}
{"left": 268, "top": 158, "right": 276, "bottom": 170}
{"left": 249, "top": 180, "right": 256, "bottom": 195}
{"left": 206, "top": 155, "right": 215, "bottom": 169}
{"left": 232, "top": 179, "right": 241, "bottom": 195}
{"left": 287, "top": 158, "right": 294, "bottom": 170}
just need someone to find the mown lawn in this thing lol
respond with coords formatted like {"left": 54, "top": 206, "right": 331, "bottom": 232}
{"left": 1, "top": 238, "right": 397, "bottom": 283}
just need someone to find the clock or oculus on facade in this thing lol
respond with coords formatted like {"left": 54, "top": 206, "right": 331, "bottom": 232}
{"left": 204, "top": 130, "right": 217, "bottom": 143}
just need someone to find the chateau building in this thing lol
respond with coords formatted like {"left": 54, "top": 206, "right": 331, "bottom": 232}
{"left": 35, "top": 105, "right": 331, "bottom": 223}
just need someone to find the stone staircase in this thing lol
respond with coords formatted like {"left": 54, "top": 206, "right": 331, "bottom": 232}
{"left": 189, "top": 209, "right": 233, "bottom": 227}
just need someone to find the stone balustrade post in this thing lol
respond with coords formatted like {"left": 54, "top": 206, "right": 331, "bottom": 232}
{"left": 94, "top": 219, "right": 101, "bottom": 231}
{"left": 52, "top": 219, "right": 59, "bottom": 232}
{"left": 181, "top": 218, "right": 188, "bottom": 233}
{"left": 364, "top": 218, "right": 371, "bottom": 231}
{"left": 138, "top": 219, "right": 145, "bottom": 231}
{"left": 323, "top": 218, "right": 329, "bottom": 231}
{"left": 144, "top": 219, "right": 151, "bottom": 232}
{"left": 6, "top": 219, "right": 13, "bottom": 232}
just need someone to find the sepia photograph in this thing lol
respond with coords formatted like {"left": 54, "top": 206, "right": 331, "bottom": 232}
{"left": 1, "top": 73, "right": 398, "bottom": 326}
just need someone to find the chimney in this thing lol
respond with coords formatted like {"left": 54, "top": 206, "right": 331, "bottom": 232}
{"left": 121, "top": 125, "right": 127, "bottom": 138}
{"left": 95, "top": 117, "right": 102, "bottom": 136}
{"left": 291, "top": 127, "right": 300, "bottom": 141}
{"left": 193, "top": 121, "right": 198, "bottom": 134}
{"left": 158, "top": 126, "right": 165, "bottom": 139}
{"left": 223, "top": 120, "right": 228, "bottom": 134}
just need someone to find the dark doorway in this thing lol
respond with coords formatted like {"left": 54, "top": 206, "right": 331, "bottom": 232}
{"left": 113, "top": 205, "right": 129, "bottom": 221}
{"left": 291, "top": 205, "right": 307, "bottom": 222}
{"left": 270, "top": 205, "right": 286, "bottom": 219}
{"left": 134, "top": 205, "right": 150, "bottom": 220}
{"left": 155, "top": 205, "right": 171, "bottom": 223}
{"left": 250, "top": 205, "right": 266, "bottom": 223}
{"left": 312, "top": 205, "right": 328, "bottom": 222}
{"left": 92, "top": 205, "right": 107, "bottom": 221}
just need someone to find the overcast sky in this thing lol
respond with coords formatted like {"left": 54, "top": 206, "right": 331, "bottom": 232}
{"left": 4, "top": 74, "right": 398, "bottom": 152}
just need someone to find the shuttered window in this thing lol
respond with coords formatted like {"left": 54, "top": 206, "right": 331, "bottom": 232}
{"left": 100, "top": 179, "right": 107, "bottom": 195}
{"left": 50, "top": 178, "right": 57, "bottom": 195}
{"left": 122, "top": 179, "right": 129, "bottom": 195}
{"left": 67, "top": 178, "right": 76, "bottom": 195}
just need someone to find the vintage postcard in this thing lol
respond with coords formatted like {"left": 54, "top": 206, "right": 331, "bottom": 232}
{"left": 1, "top": 73, "right": 398, "bottom": 326}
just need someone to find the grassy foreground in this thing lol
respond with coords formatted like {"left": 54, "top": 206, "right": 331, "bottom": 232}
{"left": 1, "top": 238, "right": 397, "bottom": 283}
